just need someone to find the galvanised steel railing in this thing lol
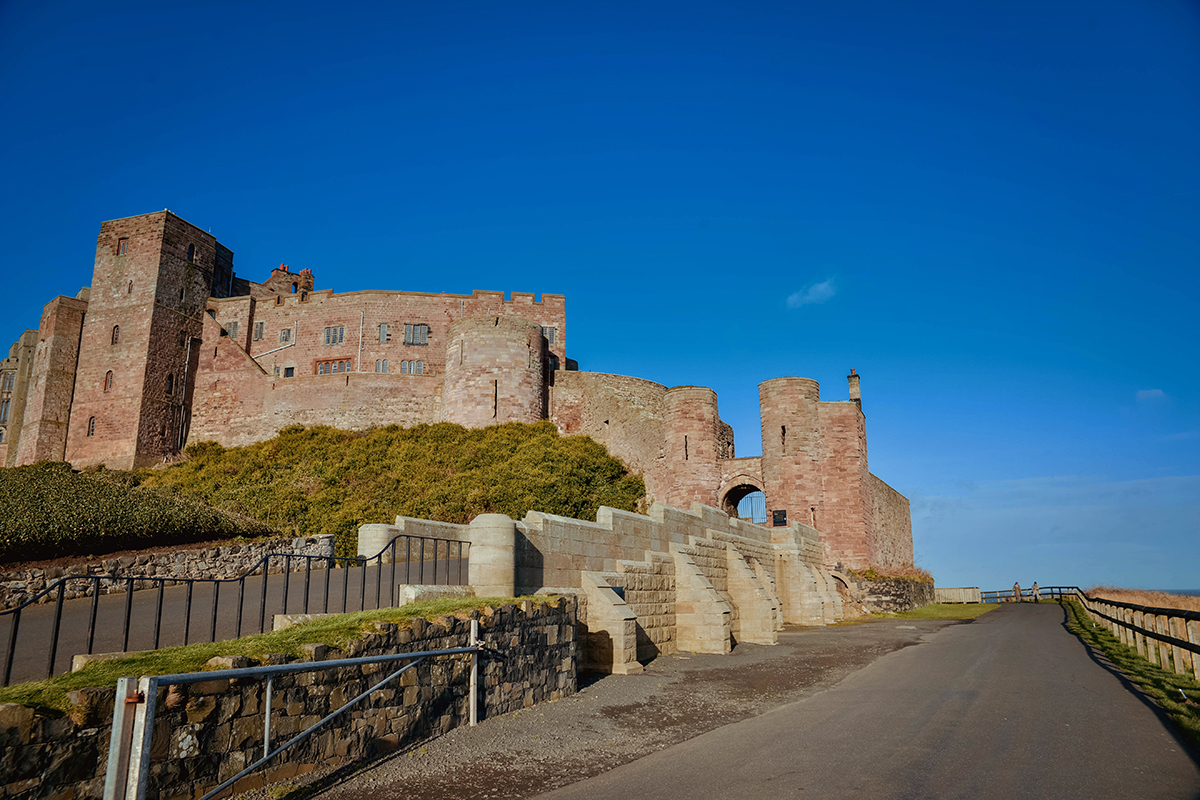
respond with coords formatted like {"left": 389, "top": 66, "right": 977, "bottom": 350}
{"left": 1, "top": 533, "right": 468, "bottom": 686}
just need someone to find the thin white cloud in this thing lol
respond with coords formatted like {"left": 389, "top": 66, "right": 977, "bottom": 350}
{"left": 1136, "top": 389, "right": 1166, "bottom": 401}
{"left": 786, "top": 279, "right": 836, "bottom": 308}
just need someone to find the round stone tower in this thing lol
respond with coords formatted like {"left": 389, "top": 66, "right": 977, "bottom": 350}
{"left": 758, "top": 377, "right": 822, "bottom": 529}
{"left": 662, "top": 385, "right": 722, "bottom": 509}
{"left": 442, "top": 315, "right": 546, "bottom": 427}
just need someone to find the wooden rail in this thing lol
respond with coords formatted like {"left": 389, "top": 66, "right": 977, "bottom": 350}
{"left": 983, "top": 586, "right": 1200, "bottom": 681}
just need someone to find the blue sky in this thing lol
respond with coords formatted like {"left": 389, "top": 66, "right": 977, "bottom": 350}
{"left": 2, "top": 0, "right": 1197, "bottom": 590}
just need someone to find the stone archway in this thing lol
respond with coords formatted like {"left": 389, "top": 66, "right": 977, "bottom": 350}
{"left": 718, "top": 476, "right": 766, "bottom": 523}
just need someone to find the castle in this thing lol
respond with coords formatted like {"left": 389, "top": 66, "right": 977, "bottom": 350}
{"left": 0, "top": 210, "right": 912, "bottom": 570}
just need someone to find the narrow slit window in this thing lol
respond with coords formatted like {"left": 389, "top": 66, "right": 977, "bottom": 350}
{"left": 254, "top": 322, "right": 264, "bottom": 341}
{"left": 117, "top": 238, "right": 129, "bottom": 256}
{"left": 104, "top": 371, "right": 113, "bottom": 392}
{"left": 87, "top": 416, "right": 96, "bottom": 436}
{"left": 111, "top": 325, "right": 120, "bottom": 345}
{"left": 165, "top": 374, "right": 174, "bottom": 395}
{"left": 187, "top": 244, "right": 195, "bottom": 263}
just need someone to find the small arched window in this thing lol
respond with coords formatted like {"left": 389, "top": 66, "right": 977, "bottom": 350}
{"left": 179, "top": 330, "right": 187, "bottom": 347}
{"left": 87, "top": 417, "right": 96, "bottom": 437}
{"left": 187, "top": 244, "right": 195, "bottom": 263}
{"left": 127, "top": 280, "right": 133, "bottom": 294}
{"left": 165, "top": 373, "right": 175, "bottom": 395}
{"left": 104, "top": 371, "right": 113, "bottom": 392}
{"left": 111, "top": 325, "right": 120, "bottom": 345}
{"left": 291, "top": 283, "right": 298, "bottom": 294}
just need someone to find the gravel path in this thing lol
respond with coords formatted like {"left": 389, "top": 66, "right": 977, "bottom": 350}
{"left": 238, "top": 619, "right": 962, "bottom": 800}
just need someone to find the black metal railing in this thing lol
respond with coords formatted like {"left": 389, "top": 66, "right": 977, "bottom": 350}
{"left": 1, "top": 534, "right": 468, "bottom": 687}
{"left": 980, "top": 586, "right": 1078, "bottom": 603}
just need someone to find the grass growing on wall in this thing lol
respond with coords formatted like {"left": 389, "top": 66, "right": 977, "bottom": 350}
{"left": 1061, "top": 598, "right": 1200, "bottom": 749}
{"left": 137, "top": 421, "right": 645, "bottom": 556}
{"left": 0, "top": 461, "right": 274, "bottom": 564}
{"left": 0, "top": 596, "right": 556, "bottom": 714}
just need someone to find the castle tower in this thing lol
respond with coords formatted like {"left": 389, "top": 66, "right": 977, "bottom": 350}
{"left": 12, "top": 297, "right": 86, "bottom": 467}
{"left": 63, "top": 211, "right": 233, "bottom": 469}
{"left": 0, "top": 330, "right": 38, "bottom": 466}
{"left": 662, "top": 386, "right": 722, "bottom": 508}
{"left": 758, "top": 377, "right": 823, "bottom": 530}
{"left": 442, "top": 315, "right": 546, "bottom": 427}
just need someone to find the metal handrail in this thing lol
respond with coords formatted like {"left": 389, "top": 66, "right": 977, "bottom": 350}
{"left": 1, "top": 533, "right": 469, "bottom": 686}
{"left": 103, "top": 623, "right": 484, "bottom": 800}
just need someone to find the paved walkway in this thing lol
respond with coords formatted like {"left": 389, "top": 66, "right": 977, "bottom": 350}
{"left": 267, "top": 603, "right": 1200, "bottom": 800}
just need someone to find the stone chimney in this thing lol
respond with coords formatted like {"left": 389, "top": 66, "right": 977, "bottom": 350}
{"left": 848, "top": 369, "right": 861, "bottom": 407}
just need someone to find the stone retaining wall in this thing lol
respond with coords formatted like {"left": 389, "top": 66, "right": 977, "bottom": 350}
{"left": 845, "top": 574, "right": 935, "bottom": 613}
{"left": 0, "top": 536, "right": 335, "bottom": 610}
{"left": 0, "top": 598, "right": 576, "bottom": 800}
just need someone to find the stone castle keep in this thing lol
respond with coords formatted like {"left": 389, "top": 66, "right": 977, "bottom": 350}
{"left": 0, "top": 210, "right": 912, "bottom": 571}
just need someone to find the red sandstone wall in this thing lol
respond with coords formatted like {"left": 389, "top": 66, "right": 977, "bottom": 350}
{"left": 662, "top": 386, "right": 722, "bottom": 508}
{"left": 15, "top": 299, "right": 85, "bottom": 466}
{"left": 65, "top": 212, "right": 222, "bottom": 468}
{"left": 1, "top": 330, "right": 38, "bottom": 467}
{"left": 548, "top": 371, "right": 669, "bottom": 501}
{"left": 816, "top": 402, "right": 872, "bottom": 569}
{"left": 443, "top": 316, "right": 546, "bottom": 426}
{"left": 868, "top": 473, "right": 913, "bottom": 567}
{"left": 758, "top": 377, "right": 823, "bottom": 531}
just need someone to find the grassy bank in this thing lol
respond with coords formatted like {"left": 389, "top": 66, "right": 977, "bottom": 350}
{"left": 836, "top": 603, "right": 998, "bottom": 624}
{"left": 1061, "top": 598, "right": 1200, "bottom": 749}
{"left": 0, "top": 461, "right": 274, "bottom": 564}
{"left": 138, "top": 421, "right": 645, "bottom": 557}
{"left": 0, "top": 596, "right": 553, "bottom": 714}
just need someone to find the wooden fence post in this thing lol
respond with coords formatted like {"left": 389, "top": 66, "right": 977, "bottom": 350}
{"left": 1187, "top": 620, "right": 1200, "bottom": 682}
{"left": 1170, "top": 616, "right": 1190, "bottom": 676}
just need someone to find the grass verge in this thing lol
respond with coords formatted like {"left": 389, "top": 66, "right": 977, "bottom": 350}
{"left": 1061, "top": 598, "right": 1200, "bottom": 750}
{"left": 0, "top": 596, "right": 552, "bottom": 714}
{"left": 835, "top": 603, "right": 999, "bottom": 625}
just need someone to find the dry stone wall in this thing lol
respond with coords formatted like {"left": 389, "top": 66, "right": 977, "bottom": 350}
{"left": 0, "top": 599, "right": 576, "bottom": 800}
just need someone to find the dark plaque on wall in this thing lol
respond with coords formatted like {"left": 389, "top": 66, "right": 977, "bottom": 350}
{"left": 772, "top": 509, "right": 787, "bottom": 527}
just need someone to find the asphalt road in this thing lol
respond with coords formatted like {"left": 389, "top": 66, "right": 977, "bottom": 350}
{"left": 1, "top": 557, "right": 467, "bottom": 685}
{"left": 262, "top": 603, "right": 1200, "bottom": 800}
{"left": 537, "top": 603, "right": 1200, "bottom": 800}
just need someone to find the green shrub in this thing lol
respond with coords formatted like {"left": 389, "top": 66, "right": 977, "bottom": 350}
{"left": 0, "top": 461, "right": 274, "bottom": 564}
{"left": 138, "top": 421, "right": 645, "bottom": 556}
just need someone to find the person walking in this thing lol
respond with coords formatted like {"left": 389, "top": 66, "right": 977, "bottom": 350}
{"left": 1013, "top": 581, "right": 1022, "bottom": 603}
{"left": 1031, "top": 581, "right": 1040, "bottom": 603}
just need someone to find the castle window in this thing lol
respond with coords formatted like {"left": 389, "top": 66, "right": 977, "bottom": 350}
{"left": 400, "top": 360, "right": 424, "bottom": 375}
{"left": 379, "top": 323, "right": 390, "bottom": 343}
{"left": 128, "top": 280, "right": 133, "bottom": 294}
{"left": 87, "top": 416, "right": 96, "bottom": 437}
{"left": 548, "top": 355, "right": 559, "bottom": 371}
{"left": 0, "top": 429, "right": 4, "bottom": 444}
{"left": 187, "top": 244, "right": 195, "bottom": 263}
{"left": 180, "top": 287, "right": 186, "bottom": 302}
{"left": 0, "top": 399, "right": 8, "bottom": 423}
{"left": 291, "top": 283, "right": 298, "bottom": 294}
{"left": 111, "top": 325, "right": 120, "bottom": 345}
{"left": 117, "top": 238, "right": 129, "bottom": 256}
{"left": 165, "top": 373, "right": 174, "bottom": 395}
{"left": 2, "top": 373, "right": 14, "bottom": 392}
{"left": 254, "top": 321, "right": 264, "bottom": 341}
{"left": 375, "top": 359, "right": 388, "bottom": 373}
{"left": 179, "top": 330, "right": 187, "bottom": 347}
{"left": 104, "top": 371, "right": 113, "bottom": 392}
{"left": 541, "top": 326, "right": 556, "bottom": 344}
{"left": 280, "top": 328, "right": 291, "bottom": 343}
{"left": 316, "top": 359, "right": 352, "bottom": 375}
{"left": 284, "top": 367, "right": 294, "bottom": 377}
{"left": 323, "top": 326, "right": 345, "bottom": 345}
{"left": 226, "top": 322, "right": 238, "bottom": 339}
{"left": 403, "top": 324, "right": 429, "bottom": 346}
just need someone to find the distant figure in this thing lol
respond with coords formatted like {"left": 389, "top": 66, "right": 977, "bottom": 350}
{"left": 1013, "top": 581, "right": 1022, "bottom": 603}
{"left": 1031, "top": 582, "right": 1040, "bottom": 603}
